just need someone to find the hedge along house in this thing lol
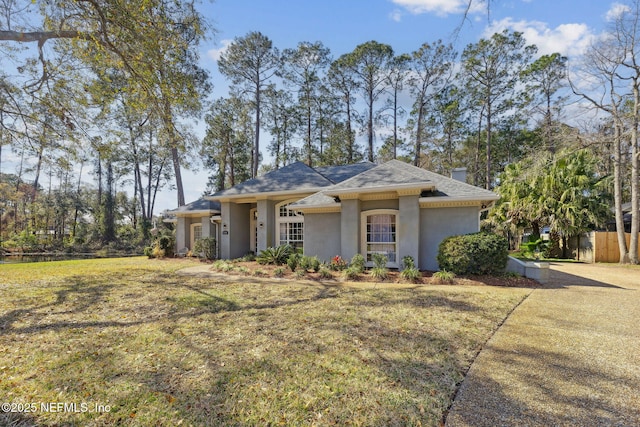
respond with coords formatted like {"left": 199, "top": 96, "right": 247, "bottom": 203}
{"left": 207, "top": 159, "right": 498, "bottom": 271}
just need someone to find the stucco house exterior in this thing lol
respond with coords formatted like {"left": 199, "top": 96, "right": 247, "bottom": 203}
{"left": 170, "top": 198, "right": 221, "bottom": 257}
{"left": 193, "top": 159, "right": 498, "bottom": 271}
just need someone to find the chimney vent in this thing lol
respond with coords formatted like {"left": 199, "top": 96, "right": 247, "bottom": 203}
{"left": 451, "top": 167, "right": 467, "bottom": 183}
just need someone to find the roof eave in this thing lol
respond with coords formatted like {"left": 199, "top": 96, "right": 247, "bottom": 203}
{"left": 325, "top": 182, "right": 435, "bottom": 197}
{"left": 174, "top": 209, "right": 220, "bottom": 217}
{"left": 207, "top": 188, "right": 327, "bottom": 203}
{"left": 419, "top": 194, "right": 499, "bottom": 209}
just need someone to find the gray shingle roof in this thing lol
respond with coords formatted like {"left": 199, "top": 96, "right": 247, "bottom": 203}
{"left": 413, "top": 168, "right": 497, "bottom": 199}
{"left": 292, "top": 160, "right": 497, "bottom": 208}
{"left": 211, "top": 162, "right": 334, "bottom": 197}
{"left": 315, "top": 162, "right": 376, "bottom": 183}
{"left": 324, "top": 159, "right": 434, "bottom": 192}
{"left": 173, "top": 198, "right": 221, "bottom": 214}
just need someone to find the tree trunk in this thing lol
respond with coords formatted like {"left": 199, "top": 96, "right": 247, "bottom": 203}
{"left": 485, "top": 98, "right": 492, "bottom": 190}
{"left": 162, "top": 99, "right": 185, "bottom": 207}
{"left": 72, "top": 162, "right": 83, "bottom": 239}
{"left": 130, "top": 130, "right": 147, "bottom": 221}
{"left": 103, "top": 160, "right": 116, "bottom": 243}
{"left": 307, "top": 97, "right": 313, "bottom": 166}
{"left": 346, "top": 99, "right": 354, "bottom": 163}
{"left": 613, "top": 118, "right": 630, "bottom": 264}
{"left": 415, "top": 101, "right": 425, "bottom": 166}
{"left": 368, "top": 91, "right": 374, "bottom": 162}
{"left": 32, "top": 145, "right": 44, "bottom": 199}
{"left": 393, "top": 89, "right": 398, "bottom": 159}
{"left": 254, "top": 84, "right": 261, "bottom": 178}
{"left": 171, "top": 146, "right": 185, "bottom": 207}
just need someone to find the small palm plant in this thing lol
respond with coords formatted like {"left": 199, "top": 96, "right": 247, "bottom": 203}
{"left": 400, "top": 255, "right": 421, "bottom": 283}
{"left": 370, "top": 253, "right": 388, "bottom": 281}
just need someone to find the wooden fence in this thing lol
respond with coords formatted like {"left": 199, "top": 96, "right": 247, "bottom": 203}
{"left": 579, "top": 232, "right": 640, "bottom": 263}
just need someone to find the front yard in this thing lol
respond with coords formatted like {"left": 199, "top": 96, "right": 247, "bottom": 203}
{"left": 1, "top": 257, "right": 532, "bottom": 426}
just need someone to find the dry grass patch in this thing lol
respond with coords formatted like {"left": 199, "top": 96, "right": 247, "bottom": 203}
{"left": 0, "top": 257, "right": 530, "bottom": 426}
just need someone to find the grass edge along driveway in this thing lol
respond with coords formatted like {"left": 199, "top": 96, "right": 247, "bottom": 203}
{"left": 0, "top": 257, "right": 531, "bottom": 426}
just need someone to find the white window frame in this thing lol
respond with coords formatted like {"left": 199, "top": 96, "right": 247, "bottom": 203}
{"left": 190, "top": 222, "right": 203, "bottom": 251}
{"left": 360, "top": 209, "right": 399, "bottom": 268}
{"left": 275, "top": 199, "right": 304, "bottom": 250}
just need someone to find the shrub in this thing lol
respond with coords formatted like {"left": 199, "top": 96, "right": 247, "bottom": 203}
{"left": 370, "top": 267, "right": 388, "bottom": 281}
{"left": 151, "top": 245, "right": 165, "bottom": 259}
{"left": 401, "top": 255, "right": 416, "bottom": 270}
{"left": 372, "top": 253, "right": 388, "bottom": 269}
{"left": 432, "top": 270, "right": 456, "bottom": 285}
{"left": 157, "top": 235, "right": 175, "bottom": 258}
{"left": 310, "top": 256, "right": 321, "bottom": 272}
{"left": 295, "top": 268, "right": 306, "bottom": 279}
{"left": 318, "top": 267, "right": 333, "bottom": 279}
{"left": 194, "top": 237, "right": 217, "bottom": 260}
{"left": 287, "top": 253, "right": 301, "bottom": 272}
{"left": 298, "top": 255, "right": 312, "bottom": 271}
{"left": 330, "top": 255, "right": 347, "bottom": 271}
{"left": 342, "top": 266, "right": 361, "bottom": 280}
{"left": 221, "top": 263, "right": 235, "bottom": 273}
{"left": 273, "top": 267, "right": 286, "bottom": 278}
{"left": 437, "top": 232, "right": 508, "bottom": 275}
{"left": 349, "top": 253, "right": 366, "bottom": 273}
{"left": 257, "top": 244, "right": 293, "bottom": 265}
{"left": 400, "top": 267, "right": 421, "bottom": 283}
{"left": 143, "top": 246, "right": 154, "bottom": 258}
{"left": 212, "top": 260, "right": 229, "bottom": 271}
{"left": 240, "top": 252, "right": 256, "bottom": 262}
{"left": 520, "top": 238, "right": 550, "bottom": 259}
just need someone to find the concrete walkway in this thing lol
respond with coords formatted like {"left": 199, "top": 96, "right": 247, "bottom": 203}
{"left": 446, "top": 263, "right": 640, "bottom": 426}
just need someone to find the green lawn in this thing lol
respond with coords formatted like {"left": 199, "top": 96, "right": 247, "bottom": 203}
{"left": 0, "top": 257, "right": 531, "bottom": 426}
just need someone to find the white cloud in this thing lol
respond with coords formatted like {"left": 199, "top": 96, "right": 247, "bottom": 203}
{"left": 389, "top": 9, "right": 403, "bottom": 22}
{"left": 483, "top": 18, "right": 595, "bottom": 58}
{"left": 207, "top": 39, "right": 233, "bottom": 62}
{"left": 391, "top": 0, "right": 486, "bottom": 17}
{"left": 606, "top": 2, "right": 632, "bottom": 22}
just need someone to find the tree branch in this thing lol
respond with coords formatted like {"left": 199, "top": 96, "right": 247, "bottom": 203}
{"left": 0, "top": 30, "right": 87, "bottom": 43}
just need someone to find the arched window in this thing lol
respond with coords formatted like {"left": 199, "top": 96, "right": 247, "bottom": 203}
{"left": 361, "top": 209, "right": 398, "bottom": 267}
{"left": 276, "top": 200, "right": 304, "bottom": 249}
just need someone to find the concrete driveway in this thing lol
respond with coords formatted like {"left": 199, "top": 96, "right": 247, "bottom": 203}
{"left": 446, "top": 263, "right": 640, "bottom": 426}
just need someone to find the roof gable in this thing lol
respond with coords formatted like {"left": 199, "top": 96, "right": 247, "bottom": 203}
{"left": 211, "top": 162, "right": 334, "bottom": 198}
{"left": 167, "top": 198, "right": 221, "bottom": 216}
{"left": 314, "top": 162, "right": 376, "bottom": 184}
{"left": 324, "top": 159, "right": 434, "bottom": 192}
{"left": 292, "top": 160, "right": 498, "bottom": 209}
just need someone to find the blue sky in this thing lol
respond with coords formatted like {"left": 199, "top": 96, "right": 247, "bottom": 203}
{"left": 166, "top": 0, "right": 619, "bottom": 212}
{"left": 0, "top": 0, "right": 628, "bottom": 213}
{"left": 199, "top": 0, "right": 615, "bottom": 84}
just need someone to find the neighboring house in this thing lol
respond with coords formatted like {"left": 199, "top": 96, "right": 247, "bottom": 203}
{"left": 606, "top": 201, "right": 636, "bottom": 233}
{"left": 202, "top": 159, "right": 498, "bottom": 271}
{"left": 169, "top": 198, "right": 221, "bottom": 257}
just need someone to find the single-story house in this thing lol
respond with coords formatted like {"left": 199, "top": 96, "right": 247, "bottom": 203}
{"left": 182, "top": 159, "right": 498, "bottom": 271}
{"left": 169, "top": 198, "right": 221, "bottom": 257}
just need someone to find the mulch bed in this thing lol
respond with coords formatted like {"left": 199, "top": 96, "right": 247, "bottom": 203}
{"left": 209, "top": 260, "right": 542, "bottom": 288}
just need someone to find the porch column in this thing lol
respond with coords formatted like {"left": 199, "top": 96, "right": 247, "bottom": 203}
{"left": 176, "top": 216, "right": 188, "bottom": 251}
{"left": 201, "top": 216, "right": 213, "bottom": 238}
{"left": 340, "top": 198, "right": 361, "bottom": 261}
{"left": 220, "top": 202, "right": 251, "bottom": 259}
{"left": 256, "top": 199, "right": 275, "bottom": 253}
{"left": 398, "top": 194, "right": 420, "bottom": 269}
